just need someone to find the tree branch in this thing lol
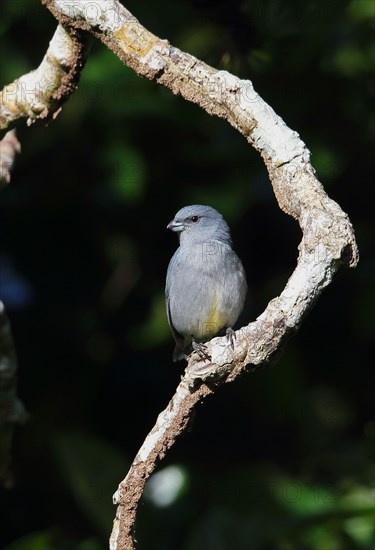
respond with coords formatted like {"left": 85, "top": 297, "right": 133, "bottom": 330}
{"left": 36, "top": 1, "right": 358, "bottom": 548}
{"left": 0, "top": 24, "right": 90, "bottom": 135}
{"left": 0, "top": 130, "right": 21, "bottom": 186}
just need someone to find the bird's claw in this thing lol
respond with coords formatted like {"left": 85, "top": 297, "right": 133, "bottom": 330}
{"left": 192, "top": 341, "right": 211, "bottom": 362}
{"left": 226, "top": 327, "right": 236, "bottom": 350}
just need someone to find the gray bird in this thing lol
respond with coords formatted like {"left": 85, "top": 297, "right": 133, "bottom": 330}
{"left": 166, "top": 205, "right": 247, "bottom": 362}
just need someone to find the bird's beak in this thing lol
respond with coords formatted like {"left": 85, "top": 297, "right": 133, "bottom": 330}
{"left": 167, "top": 220, "right": 184, "bottom": 232}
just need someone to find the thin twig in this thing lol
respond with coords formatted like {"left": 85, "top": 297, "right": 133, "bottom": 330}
{"left": 0, "top": 130, "right": 21, "bottom": 185}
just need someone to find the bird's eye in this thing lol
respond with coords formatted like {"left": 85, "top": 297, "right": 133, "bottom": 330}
{"left": 191, "top": 216, "right": 199, "bottom": 223}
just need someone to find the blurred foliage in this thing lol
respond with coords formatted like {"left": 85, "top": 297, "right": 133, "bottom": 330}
{"left": 0, "top": 0, "right": 374, "bottom": 549}
{"left": 52, "top": 431, "right": 130, "bottom": 537}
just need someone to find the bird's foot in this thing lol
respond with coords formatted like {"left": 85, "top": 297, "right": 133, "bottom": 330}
{"left": 226, "top": 327, "right": 236, "bottom": 350}
{"left": 191, "top": 340, "right": 211, "bottom": 362}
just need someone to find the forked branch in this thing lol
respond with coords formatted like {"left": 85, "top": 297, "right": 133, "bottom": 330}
{"left": 3, "top": 1, "right": 359, "bottom": 548}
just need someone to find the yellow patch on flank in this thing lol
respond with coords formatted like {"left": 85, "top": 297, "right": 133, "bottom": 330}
{"left": 198, "top": 296, "right": 228, "bottom": 339}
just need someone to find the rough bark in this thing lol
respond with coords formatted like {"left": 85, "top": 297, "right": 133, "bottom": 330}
{"left": 0, "top": 24, "right": 90, "bottom": 135}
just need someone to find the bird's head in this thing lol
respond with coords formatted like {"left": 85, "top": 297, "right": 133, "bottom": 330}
{"left": 167, "top": 205, "right": 232, "bottom": 245}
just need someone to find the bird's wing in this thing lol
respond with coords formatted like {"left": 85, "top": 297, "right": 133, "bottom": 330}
{"left": 166, "top": 297, "right": 183, "bottom": 345}
{"left": 165, "top": 277, "right": 185, "bottom": 351}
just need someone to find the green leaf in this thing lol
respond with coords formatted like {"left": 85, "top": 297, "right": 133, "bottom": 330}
{"left": 128, "top": 292, "right": 170, "bottom": 349}
{"left": 177, "top": 25, "right": 222, "bottom": 57}
{"left": 347, "top": 0, "right": 375, "bottom": 21}
{"left": 52, "top": 431, "right": 129, "bottom": 536}
{"left": 311, "top": 145, "right": 343, "bottom": 182}
{"left": 104, "top": 146, "right": 147, "bottom": 203}
{"left": 2, "top": 531, "right": 54, "bottom": 550}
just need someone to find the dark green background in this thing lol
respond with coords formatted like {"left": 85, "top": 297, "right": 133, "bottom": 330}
{"left": 0, "top": 1, "right": 374, "bottom": 549}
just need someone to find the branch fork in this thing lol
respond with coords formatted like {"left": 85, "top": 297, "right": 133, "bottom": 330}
{"left": 0, "top": 1, "right": 359, "bottom": 548}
